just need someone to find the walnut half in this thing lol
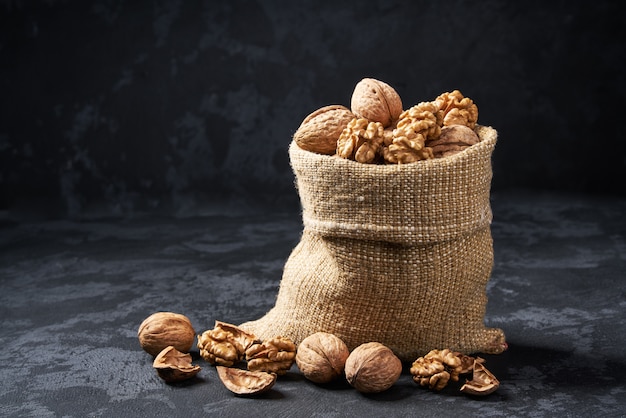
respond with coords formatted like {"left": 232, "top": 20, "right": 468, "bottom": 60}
{"left": 197, "top": 321, "right": 258, "bottom": 367}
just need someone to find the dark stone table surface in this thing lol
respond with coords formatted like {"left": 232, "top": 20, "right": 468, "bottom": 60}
{"left": 1, "top": 191, "right": 625, "bottom": 417}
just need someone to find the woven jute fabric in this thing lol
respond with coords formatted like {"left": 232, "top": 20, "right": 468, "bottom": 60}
{"left": 240, "top": 125, "right": 505, "bottom": 362}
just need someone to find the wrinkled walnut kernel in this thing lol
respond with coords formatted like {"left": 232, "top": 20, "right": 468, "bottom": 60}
{"left": 410, "top": 349, "right": 463, "bottom": 391}
{"left": 246, "top": 336, "right": 297, "bottom": 375}
{"left": 197, "top": 321, "right": 258, "bottom": 367}
{"left": 433, "top": 90, "right": 478, "bottom": 129}
{"left": 337, "top": 118, "right": 385, "bottom": 164}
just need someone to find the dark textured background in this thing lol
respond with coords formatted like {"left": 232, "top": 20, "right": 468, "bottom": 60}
{"left": 1, "top": 0, "right": 625, "bottom": 219}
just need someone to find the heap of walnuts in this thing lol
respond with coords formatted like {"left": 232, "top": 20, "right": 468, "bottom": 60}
{"left": 138, "top": 312, "right": 500, "bottom": 397}
{"left": 293, "top": 78, "right": 481, "bottom": 164}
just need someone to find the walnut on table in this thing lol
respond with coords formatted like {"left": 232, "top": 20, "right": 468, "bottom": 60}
{"left": 410, "top": 349, "right": 463, "bottom": 391}
{"left": 197, "top": 321, "right": 258, "bottom": 367}
{"left": 245, "top": 336, "right": 297, "bottom": 375}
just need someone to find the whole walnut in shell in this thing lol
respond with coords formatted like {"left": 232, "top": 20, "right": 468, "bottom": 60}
{"left": 351, "top": 78, "right": 403, "bottom": 128}
{"left": 426, "top": 124, "right": 480, "bottom": 158}
{"left": 296, "top": 332, "right": 350, "bottom": 384}
{"left": 344, "top": 342, "right": 402, "bottom": 393}
{"left": 293, "top": 105, "right": 354, "bottom": 155}
{"left": 138, "top": 312, "right": 196, "bottom": 357}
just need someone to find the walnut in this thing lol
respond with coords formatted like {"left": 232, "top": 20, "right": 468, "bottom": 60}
{"left": 382, "top": 103, "right": 441, "bottom": 164}
{"left": 344, "top": 342, "right": 402, "bottom": 393}
{"left": 246, "top": 336, "right": 297, "bottom": 375}
{"left": 350, "top": 78, "right": 403, "bottom": 128}
{"left": 138, "top": 312, "right": 196, "bottom": 357}
{"left": 337, "top": 118, "right": 385, "bottom": 164}
{"left": 293, "top": 105, "right": 355, "bottom": 155}
{"left": 197, "top": 321, "right": 258, "bottom": 367}
{"left": 216, "top": 366, "right": 277, "bottom": 396}
{"left": 295, "top": 332, "right": 350, "bottom": 384}
{"left": 460, "top": 357, "right": 499, "bottom": 396}
{"left": 409, "top": 349, "right": 463, "bottom": 391}
{"left": 152, "top": 345, "right": 201, "bottom": 383}
{"left": 433, "top": 90, "right": 478, "bottom": 129}
{"left": 425, "top": 125, "right": 481, "bottom": 158}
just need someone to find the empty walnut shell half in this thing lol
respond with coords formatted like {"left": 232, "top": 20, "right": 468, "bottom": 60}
{"left": 460, "top": 358, "right": 499, "bottom": 396}
{"left": 153, "top": 345, "right": 201, "bottom": 383}
{"left": 216, "top": 366, "right": 277, "bottom": 396}
{"left": 351, "top": 78, "right": 403, "bottom": 128}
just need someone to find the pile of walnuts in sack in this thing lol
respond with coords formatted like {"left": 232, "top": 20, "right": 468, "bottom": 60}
{"left": 138, "top": 312, "right": 499, "bottom": 397}
{"left": 294, "top": 78, "right": 482, "bottom": 163}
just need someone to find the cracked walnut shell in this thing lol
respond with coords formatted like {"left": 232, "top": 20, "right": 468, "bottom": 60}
{"left": 296, "top": 332, "right": 350, "bottom": 384}
{"left": 351, "top": 78, "right": 403, "bottom": 128}
{"left": 197, "top": 321, "right": 258, "bottom": 367}
{"left": 138, "top": 312, "right": 196, "bottom": 357}
{"left": 426, "top": 125, "right": 480, "bottom": 158}
{"left": 344, "top": 342, "right": 402, "bottom": 393}
{"left": 216, "top": 366, "right": 277, "bottom": 396}
{"left": 153, "top": 345, "right": 201, "bottom": 383}
{"left": 246, "top": 336, "right": 297, "bottom": 375}
{"left": 294, "top": 105, "right": 355, "bottom": 155}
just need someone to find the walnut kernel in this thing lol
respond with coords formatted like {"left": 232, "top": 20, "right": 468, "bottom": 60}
{"left": 337, "top": 118, "right": 385, "bottom": 164}
{"left": 246, "top": 336, "right": 297, "bottom": 375}
{"left": 197, "top": 321, "right": 258, "bottom": 366}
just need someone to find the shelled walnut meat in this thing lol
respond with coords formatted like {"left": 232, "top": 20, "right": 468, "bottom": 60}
{"left": 245, "top": 336, "right": 297, "bottom": 375}
{"left": 197, "top": 321, "right": 258, "bottom": 366}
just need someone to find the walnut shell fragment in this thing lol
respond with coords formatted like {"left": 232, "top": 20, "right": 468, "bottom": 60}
{"left": 138, "top": 312, "right": 196, "bottom": 357}
{"left": 460, "top": 358, "right": 500, "bottom": 396}
{"left": 246, "top": 336, "right": 297, "bottom": 375}
{"left": 296, "top": 332, "right": 350, "bottom": 384}
{"left": 344, "top": 342, "right": 402, "bottom": 393}
{"left": 351, "top": 78, "right": 403, "bottom": 128}
{"left": 216, "top": 366, "right": 277, "bottom": 396}
{"left": 426, "top": 125, "right": 480, "bottom": 158}
{"left": 153, "top": 345, "right": 201, "bottom": 383}
{"left": 294, "top": 105, "right": 355, "bottom": 155}
{"left": 197, "top": 321, "right": 258, "bottom": 367}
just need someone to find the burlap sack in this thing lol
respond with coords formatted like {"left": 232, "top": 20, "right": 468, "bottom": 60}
{"left": 240, "top": 125, "right": 506, "bottom": 362}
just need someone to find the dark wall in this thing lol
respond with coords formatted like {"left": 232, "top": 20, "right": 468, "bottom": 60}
{"left": 1, "top": 0, "right": 625, "bottom": 219}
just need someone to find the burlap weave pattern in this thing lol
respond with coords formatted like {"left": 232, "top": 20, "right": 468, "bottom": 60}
{"left": 240, "top": 125, "right": 505, "bottom": 362}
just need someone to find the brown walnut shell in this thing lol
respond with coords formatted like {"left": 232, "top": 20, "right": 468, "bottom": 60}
{"left": 138, "top": 312, "right": 196, "bottom": 357}
{"left": 344, "top": 342, "right": 402, "bottom": 393}
{"left": 296, "top": 332, "right": 350, "bottom": 384}
{"left": 350, "top": 78, "right": 403, "bottom": 128}
{"left": 293, "top": 105, "right": 354, "bottom": 155}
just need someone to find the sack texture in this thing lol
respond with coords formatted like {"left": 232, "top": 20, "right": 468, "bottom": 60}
{"left": 240, "top": 125, "right": 506, "bottom": 362}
